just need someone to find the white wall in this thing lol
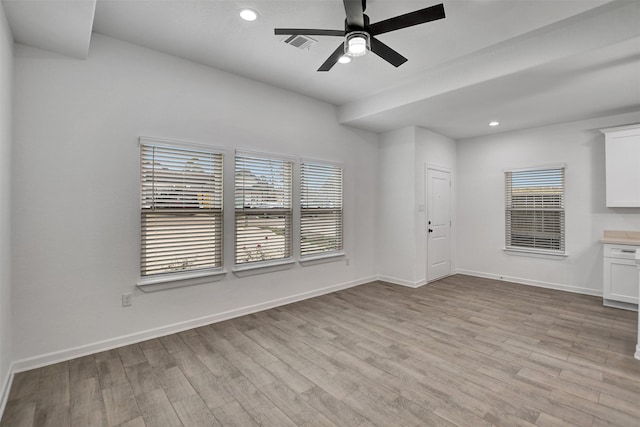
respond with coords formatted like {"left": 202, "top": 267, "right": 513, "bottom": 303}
{"left": 0, "top": 0, "right": 13, "bottom": 403}
{"left": 457, "top": 112, "right": 640, "bottom": 294}
{"left": 376, "top": 127, "right": 416, "bottom": 286}
{"left": 11, "top": 34, "right": 379, "bottom": 365}
{"left": 376, "top": 126, "right": 456, "bottom": 286}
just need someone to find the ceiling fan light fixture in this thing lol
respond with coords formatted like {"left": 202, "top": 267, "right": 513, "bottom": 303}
{"left": 345, "top": 31, "right": 369, "bottom": 57}
{"left": 239, "top": 8, "right": 259, "bottom": 21}
{"left": 273, "top": 2, "right": 446, "bottom": 71}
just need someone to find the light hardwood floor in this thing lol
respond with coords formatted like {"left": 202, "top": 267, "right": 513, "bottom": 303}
{"left": 2, "top": 275, "right": 639, "bottom": 426}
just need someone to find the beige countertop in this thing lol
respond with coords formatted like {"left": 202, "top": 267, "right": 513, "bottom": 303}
{"left": 601, "top": 230, "right": 640, "bottom": 245}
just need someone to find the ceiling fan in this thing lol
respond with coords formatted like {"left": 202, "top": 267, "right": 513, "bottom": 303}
{"left": 274, "top": 0, "right": 446, "bottom": 72}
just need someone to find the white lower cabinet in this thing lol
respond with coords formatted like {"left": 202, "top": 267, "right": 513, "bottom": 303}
{"left": 603, "top": 244, "right": 639, "bottom": 310}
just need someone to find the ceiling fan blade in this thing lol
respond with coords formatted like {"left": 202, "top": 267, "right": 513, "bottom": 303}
{"left": 318, "top": 43, "right": 346, "bottom": 72}
{"left": 369, "top": 3, "right": 445, "bottom": 35}
{"left": 343, "top": 0, "right": 364, "bottom": 28}
{"left": 274, "top": 28, "right": 345, "bottom": 37}
{"left": 370, "top": 37, "right": 407, "bottom": 67}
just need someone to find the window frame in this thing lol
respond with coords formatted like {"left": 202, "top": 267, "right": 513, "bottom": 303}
{"left": 504, "top": 163, "right": 567, "bottom": 258}
{"left": 137, "top": 137, "right": 226, "bottom": 290}
{"left": 300, "top": 159, "right": 345, "bottom": 261}
{"left": 233, "top": 150, "right": 295, "bottom": 272}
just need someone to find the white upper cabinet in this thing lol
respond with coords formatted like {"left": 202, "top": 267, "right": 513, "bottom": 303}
{"left": 601, "top": 124, "right": 640, "bottom": 207}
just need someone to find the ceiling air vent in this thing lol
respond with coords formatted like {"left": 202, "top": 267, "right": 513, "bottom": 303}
{"left": 282, "top": 34, "right": 318, "bottom": 50}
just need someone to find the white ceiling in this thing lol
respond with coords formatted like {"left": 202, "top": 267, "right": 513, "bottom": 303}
{"left": 3, "top": 0, "right": 95, "bottom": 59}
{"left": 3, "top": 0, "right": 640, "bottom": 139}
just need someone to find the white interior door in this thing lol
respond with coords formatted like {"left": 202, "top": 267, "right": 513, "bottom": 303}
{"left": 427, "top": 168, "right": 451, "bottom": 282}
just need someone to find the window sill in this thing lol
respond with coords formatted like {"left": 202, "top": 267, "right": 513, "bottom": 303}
{"left": 233, "top": 259, "right": 296, "bottom": 277}
{"left": 504, "top": 248, "right": 568, "bottom": 260}
{"left": 137, "top": 269, "right": 227, "bottom": 292}
{"left": 300, "top": 251, "right": 345, "bottom": 266}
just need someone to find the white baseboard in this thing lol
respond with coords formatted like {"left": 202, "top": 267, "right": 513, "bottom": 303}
{"left": 0, "top": 362, "right": 15, "bottom": 420}
{"left": 12, "top": 276, "right": 377, "bottom": 373}
{"left": 635, "top": 344, "right": 640, "bottom": 360}
{"left": 455, "top": 269, "right": 603, "bottom": 297}
{"left": 377, "top": 275, "right": 427, "bottom": 288}
{"left": 603, "top": 299, "right": 638, "bottom": 312}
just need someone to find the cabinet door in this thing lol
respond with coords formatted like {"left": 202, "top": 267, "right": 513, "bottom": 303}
{"left": 604, "top": 258, "right": 639, "bottom": 304}
{"left": 605, "top": 128, "right": 640, "bottom": 207}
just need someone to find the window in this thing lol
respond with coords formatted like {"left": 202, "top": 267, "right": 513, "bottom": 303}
{"left": 505, "top": 166, "right": 565, "bottom": 254}
{"left": 300, "top": 161, "right": 343, "bottom": 257}
{"left": 140, "top": 139, "right": 223, "bottom": 277}
{"left": 234, "top": 152, "right": 293, "bottom": 265}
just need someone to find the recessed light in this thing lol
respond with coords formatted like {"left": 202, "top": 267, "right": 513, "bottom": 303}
{"left": 338, "top": 55, "right": 351, "bottom": 64}
{"left": 489, "top": 121, "right": 500, "bottom": 127}
{"left": 240, "top": 9, "right": 259, "bottom": 21}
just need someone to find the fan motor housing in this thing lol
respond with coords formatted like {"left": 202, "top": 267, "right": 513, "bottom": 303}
{"left": 344, "top": 14, "right": 370, "bottom": 32}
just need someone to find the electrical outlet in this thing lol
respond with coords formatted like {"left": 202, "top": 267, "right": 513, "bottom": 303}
{"left": 122, "top": 292, "right": 132, "bottom": 307}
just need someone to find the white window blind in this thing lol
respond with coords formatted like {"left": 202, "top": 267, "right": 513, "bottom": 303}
{"left": 140, "top": 141, "right": 223, "bottom": 277}
{"left": 301, "top": 161, "right": 343, "bottom": 257}
{"left": 505, "top": 167, "right": 565, "bottom": 253}
{"left": 235, "top": 153, "right": 293, "bottom": 264}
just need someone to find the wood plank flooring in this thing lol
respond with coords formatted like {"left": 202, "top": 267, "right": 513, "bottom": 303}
{"left": 2, "top": 275, "right": 639, "bottom": 426}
